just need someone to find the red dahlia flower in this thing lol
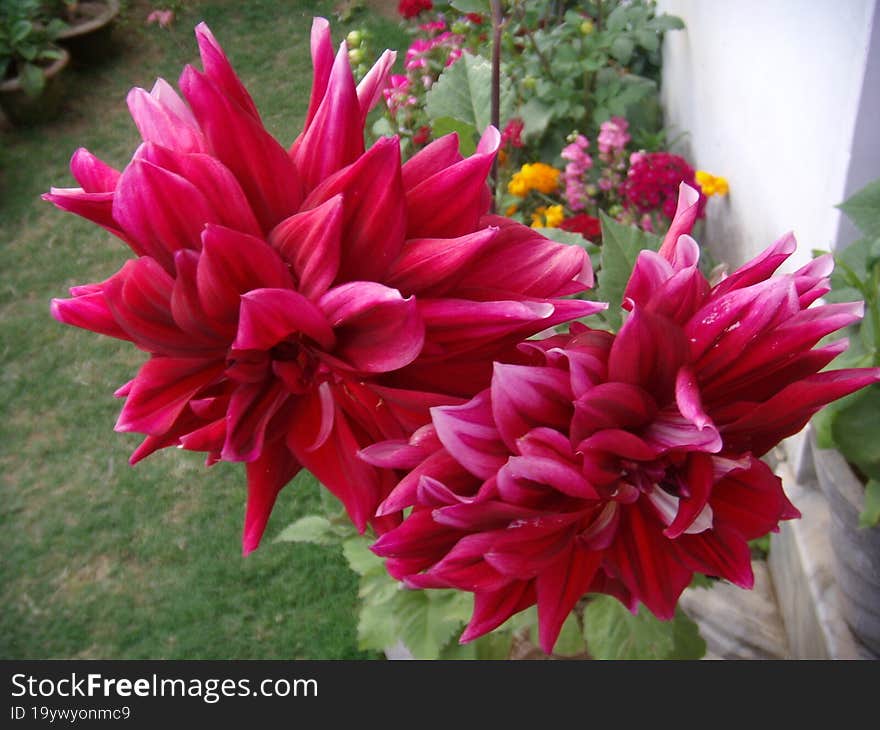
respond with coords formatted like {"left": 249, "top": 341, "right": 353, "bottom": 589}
{"left": 398, "top": 0, "right": 433, "bottom": 20}
{"left": 47, "top": 20, "right": 598, "bottom": 554}
{"left": 365, "top": 184, "right": 880, "bottom": 653}
{"left": 559, "top": 213, "right": 601, "bottom": 240}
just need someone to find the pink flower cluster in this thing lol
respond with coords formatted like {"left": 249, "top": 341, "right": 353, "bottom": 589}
{"left": 560, "top": 134, "right": 593, "bottom": 212}
{"left": 382, "top": 74, "right": 417, "bottom": 117}
{"left": 623, "top": 151, "right": 706, "bottom": 222}
{"left": 597, "top": 116, "right": 631, "bottom": 160}
{"left": 501, "top": 118, "right": 524, "bottom": 149}
{"left": 403, "top": 31, "right": 465, "bottom": 73}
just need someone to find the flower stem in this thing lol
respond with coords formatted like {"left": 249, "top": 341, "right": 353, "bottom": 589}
{"left": 490, "top": 0, "right": 504, "bottom": 212}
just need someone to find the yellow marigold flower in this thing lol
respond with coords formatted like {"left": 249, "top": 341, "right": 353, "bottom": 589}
{"left": 508, "top": 162, "right": 561, "bottom": 197}
{"left": 505, "top": 203, "right": 519, "bottom": 217}
{"left": 529, "top": 204, "right": 564, "bottom": 229}
{"left": 696, "top": 170, "right": 729, "bottom": 197}
{"left": 498, "top": 149, "right": 508, "bottom": 166}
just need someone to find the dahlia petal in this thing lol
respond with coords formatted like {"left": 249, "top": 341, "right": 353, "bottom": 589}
{"left": 113, "top": 157, "right": 215, "bottom": 272}
{"left": 433, "top": 499, "right": 541, "bottom": 532}
{"left": 356, "top": 49, "right": 396, "bottom": 124}
{"left": 269, "top": 195, "right": 343, "bottom": 300}
{"left": 401, "top": 132, "right": 462, "bottom": 191}
{"left": 302, "top": 136, "right": 406, "bottom": 281}
{"left": 504, "top": 455, "right": 600, "bottom": 500}
{"left": 367, "top": 385, "right": 464, "bottom": 435}
{"left": 242, "top": 439, "right": 301, "bottom": 555}
{"left": 116, "top": 357, "right": 225, "bottom": 435}
{"left": 712, "top": 232, "right": 797, "bottom": 298}
{"left": 536, "top": 547, "right": 602, "bottom": 654}
{"left": 674, "top": 526, "right": 754, "bottom": 589}
{"left": 170, "top": 250, "right": 228, "bottom": 343}
{"left": 292, "top": 42, "right": 363, "bottom": 190}
{"left": 194, "top": 23, "right": 261, "bottom": 121}
{"left": 42, "top": 189, "right": 125, "bottom": 242}
{"left": 664, "top": 452, "right": 715, "bottom": 539}
{"left": 577, "top": 429, "right": 660, "bottom": 461}
{"left": 51, "top": 291, "right": 132, "bottom": 341}
{"left": 386, "top": 227, "right": 499, "bottom": 296}
{"left": 69, "top": 147, "right": 120, "bottom": 191}
{"left": 572, "top": 381, "right": 658, "bottom": 443}
{"left": 642, "top": 410, "right": 722, "bottom": 454}
{"left": 623, "top": 249, "right": 675, "bottom": 309}
{"left": 302, "top": 17, "right": 335, "bottom": 132}
{"left": 675, "top": 366, "right": 712, "bottom": 431}
{"left": 644, "top": 262, "right": 710, "bottom": 324}
{"left": 126, "top": 79, "right": 206, "bottom": 153}
{"left": 658, "top": 182, "right": 701, "bottom": 262}
{"left": 515, "top": 426, "right": 574, "bottom": 461}
{"left": 319, "top": 282, "right": 424, "bottom": 373}
{"left": 179, "top": 65, "right": 302, "bottom": 231}
{"left": 197, "top": 224, "right": 294, "bottom": 323}
{"left": 608, "top": 501, "right": 693, "bottom": 620}
{"left": 484, "top": 514, "right": 583, "bottom": 578}
{"left": 456, "top": 215, "right": 594, "bottom": 298}
{"left": 460, "top": 582, "right": 535, "bottom": 644}
{"left": 405, "top": 126, "right": 499, "bottom": 239}
{"left": 178, "top": 417, "right": 226, "bottom": 454}
{"left": 419, "top": 533, "right": 509, "bottom": 592}
{"left": 235, "top": 288, "right": 335, "bottom": 352}
{"left": 377, "top": 449, "right": 469, "bottom": 515}
{"left": 491, "top": 362, "right": 572, "bottom": 450}
{"left": 431, "top": 391, "right": 508, "bottom": 479}
{"left": 222, "top": 380, "right": 290, "bottom": 462}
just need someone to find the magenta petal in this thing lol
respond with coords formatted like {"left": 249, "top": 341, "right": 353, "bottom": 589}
{"left": 536, "top": 547, "right": 601, "bottom": 654}
{"left": 113, "top": 157, "right": 216, "bottom": 272}
{"left": 194, "top": 23, "right": 261, "bottom": 121}
{"left": 664, "top": 452, "right": 714, "bottom": 539}
{"left": 236, "top": 288, "right": 335, "bottom": 352}
{"left": 179, "top": 65, "right": 302, "bottom": 232}
{"left": 431, "top": 391, "right": 508, "bottom": 480}
{"left": 405, "top": 126, "right": 500, "bottom": 239}
{"left": 51, "top": 290, "right": 131, "bottom": 342}
{"left": 319, "top": 282, "right": 424, "bottom": 373}
{"left": 292, "top": 42, "right": 363, "bottom": 190}
{"left": 505, "top": 455, "right": 599, "bottom": 500}
{"left": 269, "top": 195, "right": 343, "bottom": 300}
{"left": 197, "top": 224, "right": 294, "bottom": 323}
{"left": 356, "top": 49, "right": 395, "bottom": 125}
{"left": 126, "top": 79, "right": 206, "bottom": 153}
{"left": 69, "top": 147, "right": 120, "bottom": 191}
{"left": 484, "top": 514, "right": 582, "bottom": 578}
{"left": 43, "top": 189, "right": 126, "bottom": 243}
{"left": 301, "top": 17, "right": 335, "bottom": 133}
{"left": 491, "top": 362, "right": 572, "bottom": 450}
{"left": 460, "top": 582, "right": 534, "bottom": 644}
{"left": 386, "top": 227, "right": 498, "bottom": 297}
{"left": 171, "top": 250, "right": 228, "bottom": 342}
{"left": 658, "top": 182, "right": 701, "bottom": 262}
{"left": 302, "top": 136, "right": 406, "bottom": 282}
{"left": 242, "top": 441, "right": 300, "bottom": 555}
{"left": 116, "top": 357, "right": 225, "bottom": 435}
{"left": 401, "top": 132, "right": 462, "bottom": 191}
{"left": 223, "top": 380, "right": 290, "bottom": 462}
{"left": 623, "top": 250, "right": 675, "bottom": 309}
{"left": 572, "top": 382, "right": 657, "bottom": 443}
{"left": 674, "top": 366, "right": 712, "bottom": 431}
{"left": 674, "top": 526, "right": 754, "bottom": 589}
{"left": 712, "top": 232, "right": 797, "bottom": 297}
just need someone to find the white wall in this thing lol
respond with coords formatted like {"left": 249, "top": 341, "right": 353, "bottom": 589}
{"left": 657, "top": 0, "right": 878, "bottom": 270}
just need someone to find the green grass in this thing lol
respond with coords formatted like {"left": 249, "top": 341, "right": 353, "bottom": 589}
{"left": 0, "top": 0, "right": 408, "bottom": 659}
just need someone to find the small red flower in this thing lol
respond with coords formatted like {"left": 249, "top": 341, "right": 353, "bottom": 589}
{"left": 398, "top": 0, "right": 433, "bottom": 20}
{"left": 622, "top": 151, "right": 705, "bottom": 222}
{"left": 466, "top": 13, "right": 485, "bottom": 25}
{"left": 500, "top": 118, "right": 524, "bottom": 149}
{"left": 412, "top": 125, "right": 431, "bottom": 146}
{"left": 559, "top": 213, "right": 601, "bottom": 240}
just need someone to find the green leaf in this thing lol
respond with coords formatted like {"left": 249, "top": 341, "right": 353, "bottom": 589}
{"left": 342, "top": 536, "right": 384, "bottom": 576}
{"left": 518, "top": 97, "right": 553, "bottom": 142}
{"left": 274, "top": 515, "right": 338, "bottom": 546}
{"left": 425, "top": 52, "right": 513, "bottom": 134}
{"left": 651, "top": 15, "right": 686, "bottom": 32}
{"left": 11, "top": 19, "right": 32, "bottom": 44}
{"left": 594, "top": 211, "right": 662, "bottom": 331}
{"left": 830, "top": 384, "right": 880, "bottom": 480}
{"left": 635, "top": 28, "right": 660, "bottom": 53}
{"left": 610, "top": 36, "right": 635, "bottom": 65}
{"left": 606, "top": 4, "right": 629, "bottom": 32}
{"left": 859, "top": 479, "right": 880, "bottom": 528}
{"left": 839, "top": 178, "right": 880, "bottom": 236}
{"left": 392, "top": 589, "right": 472, "bottom": 659}
{"left": 552, "top": 612, "right": 587, "bottom": 656}
{"left": 449, "top": 0, "right": 490, "bottom": 13}
{"left": 583, "top": 595, "right": 705, "bottom": 660}
{"left": 430, "top": 116, "right": 477, "bottom": 157}
{"left": 371, "top": 116, "right": 395, "bottom": 138}
{"left": 19, "top": 61, "right": 44, "bottom": 97}
{"left": 357, "top": 576, "right": 400, "bottom": 652}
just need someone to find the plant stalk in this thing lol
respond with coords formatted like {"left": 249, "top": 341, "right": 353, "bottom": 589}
{"left": 490, "top": 0, "right": 504, "bottom": 212}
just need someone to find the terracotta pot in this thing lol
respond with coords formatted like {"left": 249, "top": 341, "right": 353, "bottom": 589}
{"left": 813, "top": 437, "right": 880, "bottom": 657}
{"left": 0, "top": 48, "right": 71, "bottom": 126}
{"left": 57, "top": 0, "right": 121, "bottom": 65}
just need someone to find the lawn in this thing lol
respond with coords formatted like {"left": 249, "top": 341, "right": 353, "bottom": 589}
{"left": 0, "top": 0, "right": 408, "bottom": 660}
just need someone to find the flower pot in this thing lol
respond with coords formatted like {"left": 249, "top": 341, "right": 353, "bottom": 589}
{"left": 56, "top": 0, "right": 121, "bottom": 65}
{"left": 813, "top": 436, "right": 880, "bottom": 657}
{"left": 0, "top": 48, "right": 71, "bottom": 126}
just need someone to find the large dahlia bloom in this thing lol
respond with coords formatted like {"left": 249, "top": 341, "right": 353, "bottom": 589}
{"left": 366, "top": 184, "right": 880, "bottom": 653}
{"left": 46, "top": 20, "right": 597, "bottom": 553}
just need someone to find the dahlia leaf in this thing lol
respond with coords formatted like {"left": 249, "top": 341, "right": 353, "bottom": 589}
{"left": 838, "top": 177, "right": 880, "bottom": 236}
{"left": 274, "top": 516, "right": 338, "bottom": 546}
{"left": 430, "top": 117, "right": 477, "bottom": 157}
{"left": 582, "top": 595, "right": 705, "bottom": 660}
{"left": 829, "top": 384, "right": 880, "bottom": 480}
{"left": 343, "top": 536, "right": 386, "bottom": 576}
{"left": 392, "top": 589, "right": 472, "bottom": 660}
{"left": 425, "top": 52, "right": 513, "bottom": 134}
{"left": 551, "top": 613, "right": 588, "bottom": 656}
{"left": 859, "top": 479, "right": 880, "bottom": 529}
{"left": 595, "top": 212, "right": 662, "bottom": 331}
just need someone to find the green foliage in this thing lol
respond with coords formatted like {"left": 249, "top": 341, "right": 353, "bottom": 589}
{"left": 0, "top": 0, "right": 66, "bottom": 96}
{"left": 813, "top": 176, "right": 880, "bottom": 527}
{"left": 592, "top": 211, "right": 662, "bottom": 330}
{"left": 425, "top": 51, "right": 514, "bottom": 135}
{"left": 582, "top": 595, "right": 705, "bottom": 660}
{"left": 860, "top": 480, "right": 880, "bottom": 529}
{"left": 430, "top": 116, "right": 478, "bottom": 156}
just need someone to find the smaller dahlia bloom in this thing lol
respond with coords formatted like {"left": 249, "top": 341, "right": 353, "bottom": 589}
{"left": 597, "top": 116, "right": 630, "bottom": 158}
{"left": 622, "top": 151, "right": 705, "bottom": 221}
{"left": 47, "top": 20, "right": 598, "bottom": 556}
{"left": 398, "top": 0, "right": 433, "bottom": 19}
{"left": 560, "top": 213, "right": 601, "bottom": 240}
{"left": 365, "top": 184, "right": 880, "bottom": 653}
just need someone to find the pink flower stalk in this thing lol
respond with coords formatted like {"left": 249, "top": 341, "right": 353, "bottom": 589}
{"left": 560, "top": 135, "right": 592, "bottom": 212}
{"left": 383, "top": 74, "right": 417, "bottom": 115}
{"left": 597, "top": 116, "right": 630, "bottom": 158}
{"left": 366, "top": 184, "right": 880, "bottom": 653}
{"left": 46, "top": 20, "right": 597, "bottom": 556}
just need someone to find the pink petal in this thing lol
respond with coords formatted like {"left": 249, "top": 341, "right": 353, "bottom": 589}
{"left": 235, "top": 288, "right": 336, "bottom": 352}
{"left": 242, "top": 439, "right": 301, "bottom": 555}
{"left": 194, "top": 23, "right": 261, "bottom": 121}
{"left": 170, "top": 250, "right": 230, "bottom": 343}
{"left": 222, "top": 380, "right": 290, "bottom": 462}
{"left": 712, "top": 232, "right": 797, "bottom": 298}
{"left": 318, "top": 282, "right": 424, "bottom": 373}
{"left": 658, "top": 183, "right": 701, "bottom": 262}
{"left": 431, "top": 391, "right": 508, "bottom": 479}
{"left": 504, "top": 455, "right": 599, "bottom": 500}
{"left": 484, "top": 514, "right": 583, "bottom": 578}
{"left": 302, "top": 136, "right": 406, "bottom": 281}
{"left": 401, "top": 132, "right": 462, "bottom": 191}
{"left": 43, "top": 189, "right": 126, "bottom": 243}
{"left": 663, "top": 452, "right": 715, "bottom": 539}
{"left": 536, "top": 547, "right": 602, "bottom": 654}
{"left": 69, "top": 147, "right": 120, "bottom": 191}
{"left": 269, "top": 195, "right": 343, "bottom": 300}
{"left": 51, "top": 286, "right": 132, "bottom": 342}
{"left": 356, "top": 49, "right": 396, "bottom": 125}
{"left": 460, "top": 582, "right": 535, "bottom": 644}
{"left": 622, "top": 249, "right": 675, "bottom": 308}
{"left": 571, "top": 382, "right": 658, "bottom": 443}
{"left": 301, "top": 17, "right": 335, "bottom": 133}
{"left": 126, "top": 79, "right": 206, "bottom": 153}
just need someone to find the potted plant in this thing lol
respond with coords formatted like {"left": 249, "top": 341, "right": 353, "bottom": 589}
{"left": 45, "top": 0, "right": 119, "bottom": 64}
{"left": 812, "top": 176, "right": 880, "bottom": 657}
{"left": 0, "top": 0, "right": 69, "bottom": 125}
